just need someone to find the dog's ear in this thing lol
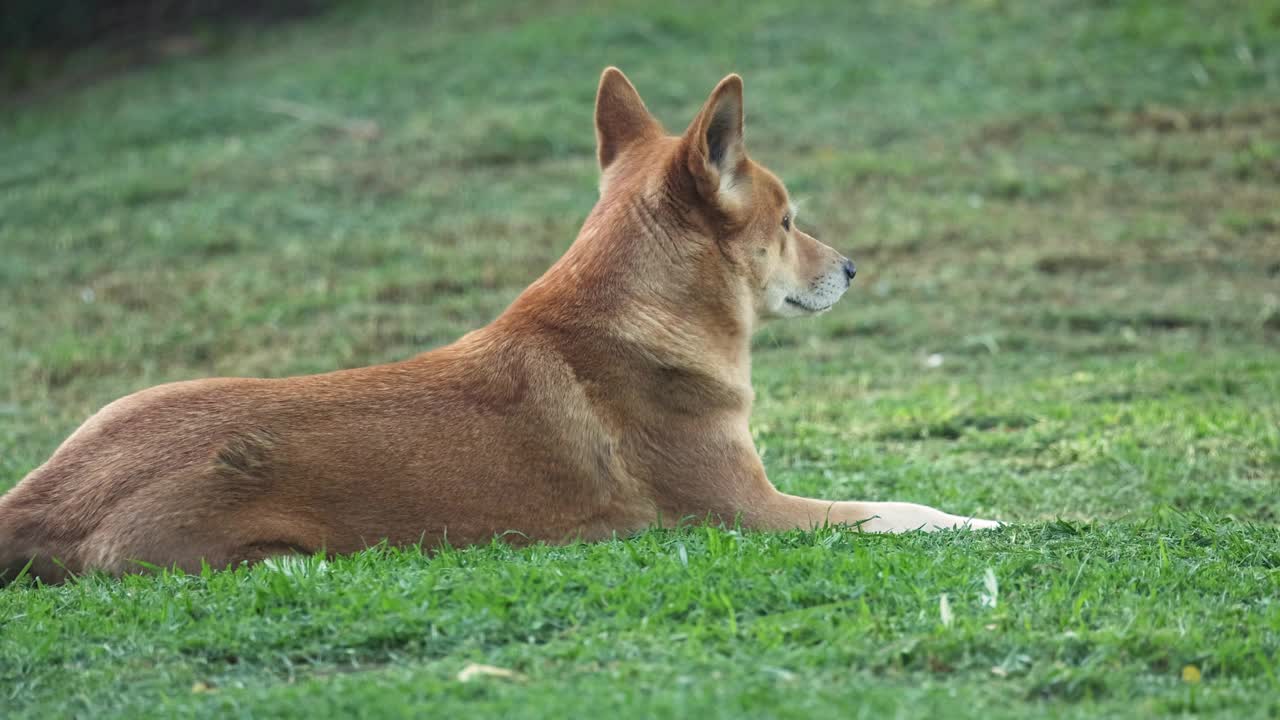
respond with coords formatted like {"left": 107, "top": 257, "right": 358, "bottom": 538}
{"left": 682, "top": 74, "right": 747, "bottom": 209}
{"left": 595, "top": 67, "right": 661, "bottom": 172}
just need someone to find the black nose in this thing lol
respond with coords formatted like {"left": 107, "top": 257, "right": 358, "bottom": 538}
{"left": 842, "top": 258, "right": 857, "bottom": 281}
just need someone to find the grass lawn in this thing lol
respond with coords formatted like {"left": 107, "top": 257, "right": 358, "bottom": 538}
{"left": 2, "top": 0, "right": 1279, "bottom": 716}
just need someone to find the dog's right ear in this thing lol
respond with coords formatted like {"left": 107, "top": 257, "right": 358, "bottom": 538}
{"left": 681, "top": 74, "right": 747, "bottom": 211}
{"left": 595, "top": 67, "right": 661, "bottom": 172}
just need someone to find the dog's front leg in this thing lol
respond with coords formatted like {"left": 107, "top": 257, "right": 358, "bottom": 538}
{"left": 753, "top": 493, "right": 1001, "bottom": 533}
{"left": 670, "top": 444, "right": 1000, "bottom": 534}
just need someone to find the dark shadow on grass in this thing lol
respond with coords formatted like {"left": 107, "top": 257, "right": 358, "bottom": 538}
{"left": 874, "top": 413, "right": 1038, "bottom": 442}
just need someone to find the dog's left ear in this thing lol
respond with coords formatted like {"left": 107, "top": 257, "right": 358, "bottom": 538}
{"left": 682, "top": 74, "right": 747, "bottom": 208}
{"left": 595, "top": 67, "right": 662, "bottom": 172}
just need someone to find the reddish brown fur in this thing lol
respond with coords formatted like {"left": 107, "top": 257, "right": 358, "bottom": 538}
{"left": 0, "top": 69, "right": 996, "bottom": 585}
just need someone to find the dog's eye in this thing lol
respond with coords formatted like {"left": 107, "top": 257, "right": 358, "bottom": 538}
{"left": 781, "top": 213, "right": 791, "bottom": 232}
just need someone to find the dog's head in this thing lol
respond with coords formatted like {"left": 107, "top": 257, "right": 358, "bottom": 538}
{"left": 593, "top": 67, "right": 855, "bottom": 325}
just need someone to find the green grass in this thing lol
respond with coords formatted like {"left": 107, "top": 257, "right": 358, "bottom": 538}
{"left": 2, "top": 0, "right": 1279, "bottom": 716}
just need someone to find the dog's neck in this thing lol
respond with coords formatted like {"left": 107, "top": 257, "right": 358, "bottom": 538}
{"left": 502, "top": 184, "right": 755, "bottom": 403}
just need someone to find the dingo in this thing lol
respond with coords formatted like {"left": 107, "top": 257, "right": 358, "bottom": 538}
{"left": 0, "top": 69, "right": 998, "bottom": 584}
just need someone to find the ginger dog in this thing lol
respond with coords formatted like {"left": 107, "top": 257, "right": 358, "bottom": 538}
{"left": 0, "top": 69, "right": 998, "bottom": 584}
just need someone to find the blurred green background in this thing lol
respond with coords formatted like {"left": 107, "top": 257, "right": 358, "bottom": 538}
{"left": 2, "top": 0, "right": 1276, "bottom": 517}
{"left": 1, "top": 1, "right": 1278, "bottom": 717}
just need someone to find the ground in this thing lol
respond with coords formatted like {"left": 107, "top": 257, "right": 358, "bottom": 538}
{"left": 1, "top": 0, "right": 1278, "bottom": 717}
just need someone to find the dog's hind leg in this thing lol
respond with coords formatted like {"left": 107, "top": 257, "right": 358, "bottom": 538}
{"left": 220, "top": 541, "right": 312, "bottom": 569}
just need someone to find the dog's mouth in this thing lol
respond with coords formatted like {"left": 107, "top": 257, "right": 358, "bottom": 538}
{"left": 784, "top": 297, "right": 831, "bottom": 314}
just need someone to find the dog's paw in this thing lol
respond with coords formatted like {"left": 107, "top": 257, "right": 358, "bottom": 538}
{"left": 956, "top": 517, "right": 1002, "bottom": 531}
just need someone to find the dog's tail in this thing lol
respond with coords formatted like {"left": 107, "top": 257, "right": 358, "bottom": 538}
{"left": 0, "top": 515, "right": 27, "bottom": 587}
{"left": 0, "top": 556, "right": 33, "bottom": 588}
{"left": 0, "top": 491, "right": 51, "bottom": 587}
